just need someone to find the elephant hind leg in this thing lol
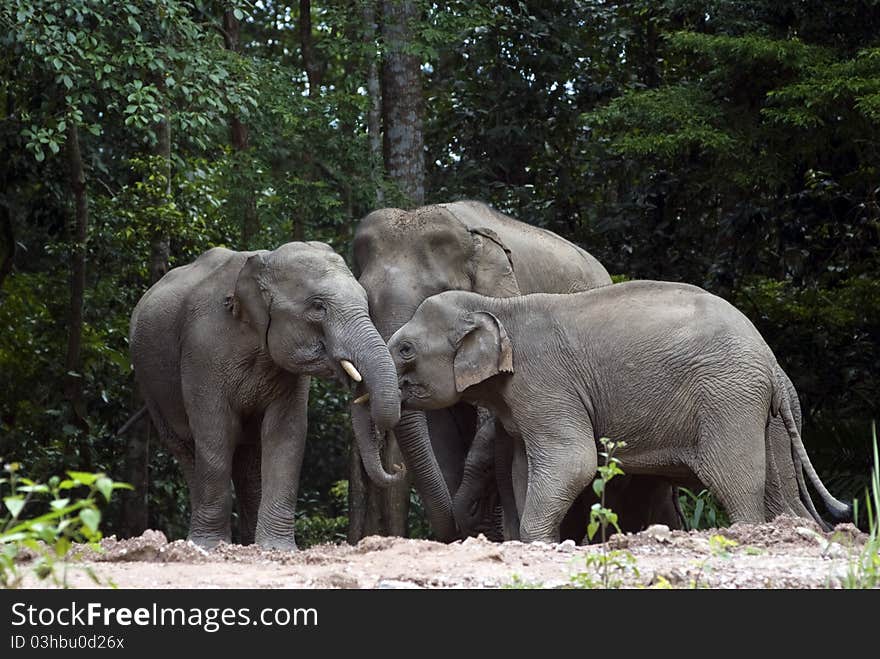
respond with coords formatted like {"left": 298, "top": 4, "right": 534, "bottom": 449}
{"left": 692, "top": 417, "right": 766, "bottom": 525}
{"left": 232, "top": 442, "right": 262, "bottom": 545}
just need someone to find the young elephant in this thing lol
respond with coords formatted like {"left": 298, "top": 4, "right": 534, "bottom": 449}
{"left": 130, "top": 243, "right": 402, "bottom": 550}
{"left": 388, "top": 281, "right": 850, "bottom": 543}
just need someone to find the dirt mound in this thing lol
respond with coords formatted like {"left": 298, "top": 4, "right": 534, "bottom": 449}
{"left": 17, "top": 517, "right": 876, "bottom": 589}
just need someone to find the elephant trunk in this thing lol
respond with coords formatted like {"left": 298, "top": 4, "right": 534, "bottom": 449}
{"left": 333, "top": 313, "right": 403, "bottom": 486}
{"left": 367, "top": 311, "right": 457, "bottom": 541}
{"left": 393, "top": 410, "right": 458, "bottom": 541}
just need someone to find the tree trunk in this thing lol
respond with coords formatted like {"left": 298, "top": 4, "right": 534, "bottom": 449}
{"left": 120, "top": 408, "right": 151, "bottom": 537}
{"left": 299, "top": 0, "right": 323, "bottom": 92}
{"left": 64, "top": 122, "right": 89, "bottom": 432}
{"left": 381, "top": 0, "right": 424, "bottom": 207}
{"left": 149, "top": 106, "right": 171, "bottom": 282}
{"left": 348, "top": 0, "right": 426, "bottom": 543}
{"left": 364, "top": 0, "right": 384, "bottom": 206}
{"left": 122, "top": 101, "right": 172, "bottom": 536}
{"left": 0, "top": 201, "right": 14, "bottom": 289}
{"left": 223, "top": 9, "right": 259, "bottom": 247}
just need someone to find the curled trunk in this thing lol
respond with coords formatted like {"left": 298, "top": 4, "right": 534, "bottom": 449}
{"left": 334, "top": 313, "right": 402, "bottom": 485}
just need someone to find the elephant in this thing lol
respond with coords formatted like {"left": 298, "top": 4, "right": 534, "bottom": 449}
{"left": 457, "top": 363, "right": 835, "bottom": 538}
{"left": 387, "top": 281, "right": 851, "bottom": 543}
{"left": 352, "top": 200, "right": 681, "bottom": 542}
{"left": 129, "top": 242, "right": 402, "bottom": 550}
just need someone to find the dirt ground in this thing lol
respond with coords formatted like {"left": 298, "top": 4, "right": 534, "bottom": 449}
{"left": 19, "top": 516, "right": 874, "bottom": 589}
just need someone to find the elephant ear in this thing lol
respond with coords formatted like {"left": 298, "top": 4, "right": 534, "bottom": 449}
{"left": 232, "top": 253, "right": 271, "bottom": 351}
{"left": 468, "top": 227, "right": 521, "bottom": 298}
{"left": 452, "top": 311, "right": 514, "bottom": 393}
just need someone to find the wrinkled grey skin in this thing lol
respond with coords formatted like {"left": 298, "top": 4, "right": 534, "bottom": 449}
{"left": 389, "top": 282, "right": 851, "bottom": 542}
{"left": 456, "top": 413, "right": 684, "bottom": 541}
{"left": 353, "top": 200, "right": 669, "bottom": 541}
{"left": 130, "top": 243, "right": 401, "bottom": 550}
{"left": 458, "top": 367, "right": 833, "bottom": 538}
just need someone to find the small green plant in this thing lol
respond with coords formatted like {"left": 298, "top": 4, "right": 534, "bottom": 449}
{"left": 688, "top": 534, "right": 739, "bottom": 589}
{"left": 570, "top": 438, "right": 639, "bottom": 588}
{"left": 678, "top": 487, "right": 729, "bottom": 530}
{"left": 842, "top": 421, "right": 880, "bottom": 589}
{"left": 588, "top": 438, "right": 626, "bottom": 544}
{"left": 504, "top": 574, "right": 544, "bottom": 589}
{"left": 708, "top": 534, "right": 738, "bottom": 557}
{"left": 570, "top": 549, "right": 640, "bottom": 589}
{"left": 1, "top": 462, "right": 131, "bottom": 588}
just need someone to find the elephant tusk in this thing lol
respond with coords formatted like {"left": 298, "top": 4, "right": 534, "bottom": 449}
{"left": 353, "top": 392, "right": 371, "bottom": 405}
{"left": 340, "top": 359, "right": 362, "bottom": 383}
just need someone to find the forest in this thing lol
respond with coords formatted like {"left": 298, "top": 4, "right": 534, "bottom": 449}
{"left": 0, "top": 0, "right": 878, "bottom": 547}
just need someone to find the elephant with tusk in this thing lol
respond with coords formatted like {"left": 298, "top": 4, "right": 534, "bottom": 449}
{"left": 351, "top": 200, "right": 683, "bottom": 542}
{"left": 129, "top": 242, "right": 402, "bottom": 550}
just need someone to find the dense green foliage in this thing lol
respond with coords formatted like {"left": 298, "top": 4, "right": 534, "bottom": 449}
{"left": 1, "top": 1, "right": 877, "bottom": 542}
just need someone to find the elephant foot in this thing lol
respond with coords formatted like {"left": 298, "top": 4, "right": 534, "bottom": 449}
{"left": 187, "top": 533, "right": 230, "bottom": 550}
{"left": 256, "top": 536, "right": 298, "bottom": 552}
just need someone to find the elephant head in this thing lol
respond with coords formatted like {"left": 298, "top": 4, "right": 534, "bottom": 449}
{"left": 232, "top": 241, "right": 403, "bottom": 485}
{"left": 389, "top": 294, "right": 514, "bottom": 412}
{"left": 352, "top": 205, "right": 519, "bottom": 540}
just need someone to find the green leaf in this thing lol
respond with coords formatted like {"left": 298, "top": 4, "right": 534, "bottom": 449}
{"left": 50, "top": 498, "right": 70, "bottom": 510}
{"left": 17, "top": 484, "right": 49, "bottom": 494}
{"left": 54, "top": 536, "right": 71, "bottom": 558}
{"left": 3, "top": 496, "right": 25, "bottom": 518}
{"left": 587, "top": 520, "right": 599, "bottom": 541}
{"left": 79, "top": 508, "right": 100, "bottom": 534}
{"left": 96, "top": 477, "right": 113, "bottom": 502}
{"left": 592, "top": 479, "right": 604, "bottom": 496}
{"left": 66, "top": 31, "right": 76, "bottom": 45}
{"left": 67, "top": 471, "right": 98, "bottom": 486}
{"left": 233, "top": 8, "right": 244, "bottom": 21}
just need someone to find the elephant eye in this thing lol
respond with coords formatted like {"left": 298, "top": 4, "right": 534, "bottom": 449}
{"left": 308, "top": 298, "right": 327, "bottom": 319}
{"left": 399, "top": 342, "right": 414, "bottom": 359}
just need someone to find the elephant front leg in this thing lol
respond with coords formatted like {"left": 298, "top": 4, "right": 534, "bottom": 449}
{"left": 188, "top": 411, "right": 239, "bottom": 549}
{"left": 494, "top": 423, "right": 520, "bottom": 541}
{"left": 519, "top": 422, "right": 597, "bottom": 544}
{"left": 233, "top": 442, "right": 262, "bottom": 545}
{"left": 255, "top": 386, "right": 309, "bottom": 551}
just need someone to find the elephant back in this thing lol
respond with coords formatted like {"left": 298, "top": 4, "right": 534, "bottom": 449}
{"left": 439, "top": 201, "right": 611, "bottom": 295}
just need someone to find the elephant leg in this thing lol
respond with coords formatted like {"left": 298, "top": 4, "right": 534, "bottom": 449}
{"left": 232, "top": 442, "right": 262, "bottom": 546}
{"left": 519, "top": 423, "right": 597, "bottom": 544}
{"left": 494, "top": 424, "right": 520, "bottom": 541}
{"left": 453, "top": 411, "right": 500, "bottom": 537}
{"left": 426, "top": 403, "right": 477, "bottom": 496}
{"left": 693, "top": 417, "right": 766, "bottom": 524}
{"left": 511, "top": 432, "right": 528, "bottom": 518}
{"left": 187, "top": 407, "right": 239, "bottom": 548}
{"left": 255, "top": 380, "right": 309, "bottom": 551}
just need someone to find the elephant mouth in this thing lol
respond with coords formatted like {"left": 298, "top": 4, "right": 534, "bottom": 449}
{"left": 400, "top": 383, "right": 431, "bottom": 408}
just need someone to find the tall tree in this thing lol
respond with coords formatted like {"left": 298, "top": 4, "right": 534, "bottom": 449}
{"left": 381, "top": 0, "right": 424, "bottom": 206}
{"left": 63, "top": 121, "right": 90, "bottom": 431}
{"left": 222, "top": 6, "right": 259, "bottom": 247}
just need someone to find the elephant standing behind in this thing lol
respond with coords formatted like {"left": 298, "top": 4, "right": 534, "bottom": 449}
{"left": 130, "top": 242, "right": 402, "bottom": 550}
{"left": 352, "top": 200, "right": 681, "bottom": 541}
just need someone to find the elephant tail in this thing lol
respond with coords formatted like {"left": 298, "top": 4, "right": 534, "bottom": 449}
{"left": 774, "top": 371, "right": 852, "bottom": 523}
